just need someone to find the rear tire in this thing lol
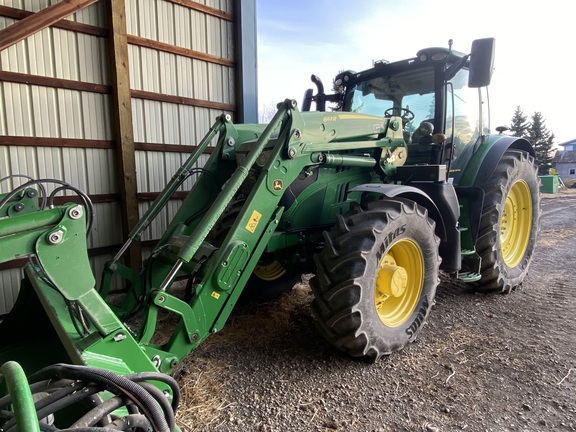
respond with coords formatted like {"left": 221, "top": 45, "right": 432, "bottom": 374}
{"left": 311, "top": 198, "right": 440, "bottom": 361}
{"left": 244, "top": 259, "right": 301, "bottom": 302}
{"left": 471, "top": 149, "right": 540, "bottom": 293}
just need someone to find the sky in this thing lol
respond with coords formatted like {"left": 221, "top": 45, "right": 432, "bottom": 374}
{"left": 256, "top": 0, "right": 575, "bottom": 146}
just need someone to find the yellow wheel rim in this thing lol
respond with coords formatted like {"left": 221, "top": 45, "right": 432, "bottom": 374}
{"left": 253, "top": 260, "right": 286, "bottom": 281}
{"left": 500, "top": 180, "right": 532, "bottom": 268}
{"left": 374, "top": 239, "right": 424, "bottom": 327}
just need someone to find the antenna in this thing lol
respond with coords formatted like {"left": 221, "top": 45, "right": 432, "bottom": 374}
{"left": 448, "top": 39, "right": 453, "bottom": 52}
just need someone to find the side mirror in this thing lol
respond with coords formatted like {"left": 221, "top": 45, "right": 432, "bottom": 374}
{"left": 468, "top": 38, "right": 495, "bottom": 88}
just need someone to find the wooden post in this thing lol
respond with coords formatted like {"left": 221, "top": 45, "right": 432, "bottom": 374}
{"left": 107, "top": 0, "right": 141, "bottom": 270}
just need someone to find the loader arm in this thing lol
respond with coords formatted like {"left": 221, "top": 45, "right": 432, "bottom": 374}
{"left": 0, "top": 99, "right": 406, "bottom": 379}
{"left": 101, "top": 100, "right": 406, "bottom": 372}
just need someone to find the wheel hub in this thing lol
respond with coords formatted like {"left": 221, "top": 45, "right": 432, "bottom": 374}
{"left": 253, "top": 260, "right": 286, "bottom": 281}
{"left": 376, "top": 263, "right": 408, "bottom": 297}
{"left": 374, "top": 239, "right": 424, "bottom": 328}
{"left": 500, "top": 179, "right": 532, "bottom": 267}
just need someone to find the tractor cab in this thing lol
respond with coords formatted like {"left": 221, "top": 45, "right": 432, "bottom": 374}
{"left": 303, "top": 38, "right": 496, "bottom": 173}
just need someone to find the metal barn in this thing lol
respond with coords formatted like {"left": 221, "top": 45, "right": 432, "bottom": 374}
{"left": 0, "top": 0, "right": 257, "bottom": 314}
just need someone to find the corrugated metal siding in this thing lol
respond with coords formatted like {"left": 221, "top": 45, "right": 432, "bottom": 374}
{"left": 0, "top": 3, "right": 114, "bottom": 314}
{"left": 0, "top": 95, "right": 113, "bottom": 189}
{"left": 127, "top": 0, "right": 235, "bottom": 240}
{"left": 2, "top": 1, "right": 105, "bottom": 24}
{"left": 0, "top": 268, "right": 24, "bottom": 315}
{"left": 0, "top": 0, "right": 239, "bottom": 314}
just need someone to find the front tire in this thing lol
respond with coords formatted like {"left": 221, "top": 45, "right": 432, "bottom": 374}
{"left": 472, "top": 149, "right": 540, "bottom": 293}
{"left": 310, "top": 198, "right": 440, "bottom": 361}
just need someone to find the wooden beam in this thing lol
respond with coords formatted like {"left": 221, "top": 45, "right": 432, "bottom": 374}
{"left": 127, "top": 34, "right": 234, "bottom": 67}
{"left": 51, "top": 194, "right": 120, "bottom": 205}
{"left": 0, "top": 5, "right": 108, "bottom": 38}
{"left": 131, "top": 89, "right": 235, "bottom": 112}
{"left": 135, "top": 142, "right": 214, "bottom": 154}
{"left": 0, "top": 0, "right": 100, "bottom": 52}
{"left": 0, "top": 136, "right": 217, "bottom": 154}
{"left": 107, "top": 0, "right": 141, "bottom": 271}
{"left": 0, "top": 136, "right": 113, "bottom": 149}
{"left": 164, "top": 0, "right": 233, "bottom": 21}
{"left": 0, "top": 71, "right": 111, "bottom": 94}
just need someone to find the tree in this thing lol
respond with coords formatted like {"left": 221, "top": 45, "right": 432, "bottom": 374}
{"left": 543, "top": 132, "right": 555, "bottom": 174}
{"left": 258, "top": 102, "right": 278, "bottom": 124}
{"left": 509, "top": 106, "right": 530, "bottom": 138}
{"left": 527, "top": 111, "right": 554, "bottom": 175}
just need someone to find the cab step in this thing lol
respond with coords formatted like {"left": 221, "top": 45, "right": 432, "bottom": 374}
{"left": 457, "top": 271, "right": 481, "bottom": 282}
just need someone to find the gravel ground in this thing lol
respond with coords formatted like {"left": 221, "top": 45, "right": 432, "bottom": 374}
{"left": 174, "top": 188, "right": 576, "bottom": 432}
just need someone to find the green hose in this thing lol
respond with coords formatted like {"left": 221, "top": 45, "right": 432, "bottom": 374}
{"left": 1, "top": 361, "right": 39, "bottom": 432}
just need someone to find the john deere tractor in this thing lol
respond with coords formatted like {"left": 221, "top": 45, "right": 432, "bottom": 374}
{"left": 0, "top": 38, "right": 540, "bottom": 430}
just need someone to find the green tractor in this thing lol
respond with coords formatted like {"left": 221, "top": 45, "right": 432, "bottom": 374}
{"left": 301, "top": 37, "right": 541, "bottom": 358}
{"left": 0, "top": 38, "right": 539, "bottom": 430}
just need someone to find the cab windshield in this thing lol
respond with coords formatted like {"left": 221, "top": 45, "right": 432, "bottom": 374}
{"left": 347, "top": 66, "right": 436, "bottom": 142}
{"left": 345, "top": 65, "right": 485, "bottom": 150}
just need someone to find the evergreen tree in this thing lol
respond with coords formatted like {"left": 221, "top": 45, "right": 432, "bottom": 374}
{"left": 258, "top": 102, "right": 278, "bottom": 123}
{"left": 509, "top": 106, "right": 530, "bottom": 138}
{"left": 527, "top": 112, "right": 554, "bottom": 175}
{"left": 542, "top": 132, "right": 555, "bottom": 174}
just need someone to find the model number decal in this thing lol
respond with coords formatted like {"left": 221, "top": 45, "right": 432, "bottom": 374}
{"left": 245, "top": 210, "right": 262, "bottom": 233}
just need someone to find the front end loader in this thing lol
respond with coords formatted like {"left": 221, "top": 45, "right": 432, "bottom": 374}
{"left": 0, "top": 38, "right": 540, "bottom": 431}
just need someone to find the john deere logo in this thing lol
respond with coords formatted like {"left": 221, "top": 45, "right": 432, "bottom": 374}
{"left": 273, "top": 179, "right": 283, "bottom": 191}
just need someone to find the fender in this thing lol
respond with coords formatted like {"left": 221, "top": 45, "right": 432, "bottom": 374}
{"left": 452, "top": 134, "right": 534, "bottom": 188}
{"left": 348, "top": 183, "right": 461, "bottom": 273}
{"left": 450, "top": 134, "right": 533, "bottom": 249}
{"left": 349, "top": 183, "right": 446, "bottom": 239}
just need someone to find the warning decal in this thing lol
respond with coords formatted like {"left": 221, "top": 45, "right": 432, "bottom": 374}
{"left": 245, "top": 210, "right": 262, "bottom": 233}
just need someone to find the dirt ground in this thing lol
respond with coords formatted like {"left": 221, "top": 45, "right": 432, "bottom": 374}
{"left": 175, "top": 188, "right": 576, "bottom": 432}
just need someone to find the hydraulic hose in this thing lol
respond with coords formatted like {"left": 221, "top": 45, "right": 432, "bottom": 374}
{"left": 71, "top": 396, "right": 124, "bottom": 428}
{"left": 124, "top": 371, "right": 181, "bottom": 412}
{"left": 28, "top": 364, "right": 171, "bottom": 432}
{"left": 1, "top": 362, "right": 181, "bottom": 432}
{"left": 0, "top": 178, "right": 94, "bottom": 234}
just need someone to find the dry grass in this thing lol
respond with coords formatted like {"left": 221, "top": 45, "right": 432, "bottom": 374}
{"left": 174, "top": 361, "right": 230, "bottom": 430}
{"left": 172, "top": 278, "right": 314, "bottom": 430}
{"left": 201, "top": 280, "right": 313, "bottom": 349}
